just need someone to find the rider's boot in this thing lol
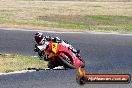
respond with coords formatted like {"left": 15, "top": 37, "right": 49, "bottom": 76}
{"left": 69, "top": 46, "right": 80, "bottom": 56}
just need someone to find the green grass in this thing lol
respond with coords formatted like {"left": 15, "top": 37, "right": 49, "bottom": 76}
{"left": 0, "top": 15, "right": 132, "bottom": 32}
{"left": 86, "top": 15, "right": 112, "bottom": 21}
{"left": 115, "top": 15, "right": 131, "bottom": 19}
{"left": 36, "top": 15, "right": 132, "bottom": 32}
{"left": 0, "top": 1, "right": 131, "bottom": 32}
{"left": 0, "top": 54, "right": 47, "bottom": 73}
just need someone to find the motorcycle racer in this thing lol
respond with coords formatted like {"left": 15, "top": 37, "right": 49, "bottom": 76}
{"left": 34, "top": 32, "right": 80, "bottom": 68}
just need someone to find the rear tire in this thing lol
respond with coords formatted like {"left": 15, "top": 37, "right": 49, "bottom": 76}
{"left": 48, "top": 65, "right": 55, "bottom": 69}
{"left": 48, "top": 60, "right": 55, "bottom": 69}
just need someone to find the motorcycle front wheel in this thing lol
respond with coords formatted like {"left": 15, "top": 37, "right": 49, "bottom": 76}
{"left": 58, "top": 54, "right": 76, "bottom": 69}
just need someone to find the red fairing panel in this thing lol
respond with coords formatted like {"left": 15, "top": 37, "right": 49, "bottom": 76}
{"left": 58, "top": 44, "right": 82, "bottom": 68}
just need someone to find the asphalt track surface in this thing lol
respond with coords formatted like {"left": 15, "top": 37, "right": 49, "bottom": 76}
{"left": 0, "top": 28, "right": 132, "bottom": 88}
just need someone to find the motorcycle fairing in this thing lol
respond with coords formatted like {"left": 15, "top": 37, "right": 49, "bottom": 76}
{"left": 58, "top": 44, "right": 82, "bottom": 68}
{"left": 44, "top": 50, "right": 54, "bottom": 59}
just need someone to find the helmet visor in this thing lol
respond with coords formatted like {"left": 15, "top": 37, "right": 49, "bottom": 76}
{"left": 35, "top": 36, "right": 43, "bottom": 42}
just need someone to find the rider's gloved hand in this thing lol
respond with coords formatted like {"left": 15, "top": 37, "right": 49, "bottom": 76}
{"left": 34, "top": 48, "right": 38, "bottom": 52}
{"left": 34, "top": 44, "right": 38, "bottom": 52}
{"left": 38, "top": 51, "right": 44, "bottom": 60}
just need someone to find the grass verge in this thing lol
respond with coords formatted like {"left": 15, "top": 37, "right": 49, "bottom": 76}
{"left": 0, "top": 15, "right": 132, "bottom": 32}
{"left": 0, "top": 54, "right": 47, "bottom": 73}
{"left": 0, "top": 1, "right": 132, "bottom": 32}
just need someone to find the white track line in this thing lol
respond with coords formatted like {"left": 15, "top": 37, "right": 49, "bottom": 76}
{"left": 0, "top": 67, "right": 65, "bottom": 76}
{"left": 1, "top": 28, "right": 132, "bottom": 35}
{"left": 86, "top": 31, "right": 132, "bottom": 36}
{"left": 0, "top": 70, "right": 35, "bottom": 76}
{"left": 0, "top": 28, "right": 83, "bottom": 33}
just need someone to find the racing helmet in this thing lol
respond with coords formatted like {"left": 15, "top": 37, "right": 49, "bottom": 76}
{"left": 34, "top": 32, "right": 44, "bottom": 45}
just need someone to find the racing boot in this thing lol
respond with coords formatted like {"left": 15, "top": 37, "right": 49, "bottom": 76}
{"left": 69, "top": 46, "right": 80, "bottom": 57}
{"left": 76, "top": 50, "right": 81, "bottom": 57}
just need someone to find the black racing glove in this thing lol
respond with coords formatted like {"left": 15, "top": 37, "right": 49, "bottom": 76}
{"left": 34, "top": 44, "right": 39, "bottom": 52}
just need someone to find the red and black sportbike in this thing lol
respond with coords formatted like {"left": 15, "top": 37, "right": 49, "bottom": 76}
{"left": 36, "top": 40, "right": 85, "bottom": 69}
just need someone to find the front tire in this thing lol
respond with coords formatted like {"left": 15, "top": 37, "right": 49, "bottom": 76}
{"left": 58, "top": 55, "right": 76, "bottom": 69}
